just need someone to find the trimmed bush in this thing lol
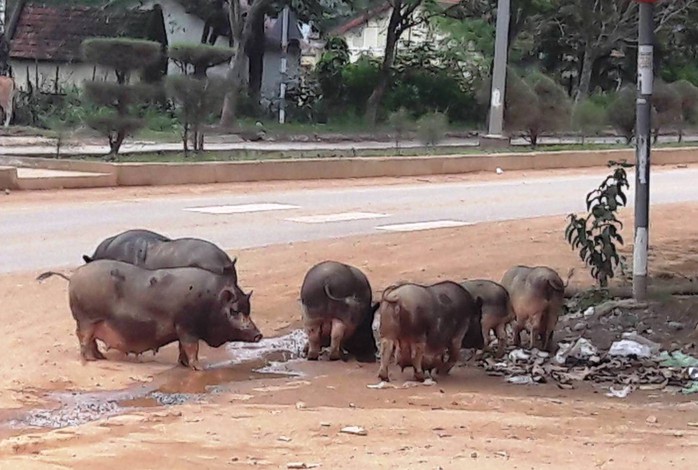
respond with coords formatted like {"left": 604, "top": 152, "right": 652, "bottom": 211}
{"left": 671, "top": 79, "right": 698, "bottom": 142}
{"left": 652, "top": 79, "right": 682, "bottom": 142}
{"left": 606, "top": 86, "right": 636, "bottom": 144}
{"left": 169, "top": 44, "right": 234, "bottom": 78}
{"left": 81, "top": 37, "right": 162, "bottom": 158}
{"left": 572, "top": 98, "right": 607, "bottom": 143}
{"left": 417, "top": 111, "right": 448, "bottom": 147}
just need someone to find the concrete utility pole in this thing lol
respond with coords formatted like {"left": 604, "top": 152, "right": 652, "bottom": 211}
{"left": 633, "top": 0, "right": 655, "bottom": 301}
{"left": 278, "top": 6, "right": 289, "bottom": 124}
{"left": 485, "top": 0, "right": 510, "bottom": 141}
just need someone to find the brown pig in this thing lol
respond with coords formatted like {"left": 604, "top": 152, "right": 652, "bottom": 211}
{"left": 37, "top": 260, "right": 262, "bottom": 370}
{"left": 377, "top": 281, "right": 482, "bottom": 382}
{"left": 300, "top": 261, "right": 379, "bottom": 363}
{"left": 461, "top": 279, "right": 515, "bottom": 357}
{"left": 500, "top": 266, "right": 572, "bottom": 352}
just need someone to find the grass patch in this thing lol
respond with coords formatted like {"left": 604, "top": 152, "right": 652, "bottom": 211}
{"left": 67, "top": 141, "right": 659, "bottom": 163}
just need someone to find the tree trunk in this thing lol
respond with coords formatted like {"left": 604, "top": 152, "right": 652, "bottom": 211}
{"left": 576, "top": 44, "right": 596, "bottom": 101}
{"left": 247, "top": 11, "right": 266, "bottom": 102}
{"left": 365, "top": 3, "right": 403, "bottom": 126}
{"left": 220, "top": 0, "right": 273, "bottom": 128}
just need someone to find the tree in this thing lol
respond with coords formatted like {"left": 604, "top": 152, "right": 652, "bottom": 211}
{"left": 364, "top": 0, "right": 460, "bottom": 125}
{"left": 168, "top": 43, "right": 233, "bottom": 154}
{"left": 547, "top": 0, "right": 697, "bottom": 100}
{"left": 81, "top": 38, "right": 162, "bottom": 158}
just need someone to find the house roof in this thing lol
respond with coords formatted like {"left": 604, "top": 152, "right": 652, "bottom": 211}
{"left": 329, "top": 0, "right": 462, "bottom": 36}
{"left": 9, "top": 3, "right": 166, "bottom": 62}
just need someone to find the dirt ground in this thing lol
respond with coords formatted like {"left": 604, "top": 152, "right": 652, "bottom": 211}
{"left": 0, "top": 197, "right": 697, "bottom": 468}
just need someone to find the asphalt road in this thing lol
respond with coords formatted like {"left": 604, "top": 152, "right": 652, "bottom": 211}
{"left": 2, "top": 166, "right": 697, "bottom": 273}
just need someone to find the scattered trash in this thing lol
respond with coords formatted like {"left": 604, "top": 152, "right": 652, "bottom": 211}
{"left": 606, "top": 385, "right": 633, "bottom": 399}
{"left": 508, "top": 349, "right": 530, "bottom": 362}
{"left": 495, "top": 167, "right": 504, "bottom": 175}
{"left": 659, "top": 351, "right": 698, "bottom": 368}
{"left": 681, "top": 382, "right": 698, "bottom": 395}
{"left": 673, "top": 431, "right": 685, "bottom": 438}
{"left": 423, "top": 377, "right": 436, "bottom": 386}
{"left": 620, "top": 333, "right": 661, "bottom": 355}
{"left": 320, "top": 422, "right": 331, "bottom": 427}
{"left": 555, "top": 338, "right": 598, "bottom": 364}
{"left": 367, "top": 381, "right": 397, "bottom": 390}
{"left": 668, "top": 321, "right": 684, "bottom": 331}
{"left": 690, "top": 368, "right": 698, "bottom": 380}
{"left": 340, "top": 426, "right": 367, "bottom": 436}
{"left": 646, "top": 416, "right": 658, "bottom": 424}
{"left": 494, "top": 451, "right": 509, "bottom": 459}
{"left": 402, "top": 378, "right": 436, "bottom": 388}
{"left": 295, "top": 402, "right": 307, "bottom": 410}
{"left": 507, "top": 375, "right": 535, "bottom": 385}
{"left": 287, "top": 463, "right": 320, "bottom": 469}
{"left": 278, "top": 436, "right": 292, "bottom": 442}
{"left": 583, "top": 307, "right": 595, "bottom": 317}
{"left": 608, "top": 340, "right": 655, "bottom": 359}
{"left": 470, "top": 452, "right": 478, "bottom": 459}
{"left": 687, "top": 422, "right": 698, "bottom": 428}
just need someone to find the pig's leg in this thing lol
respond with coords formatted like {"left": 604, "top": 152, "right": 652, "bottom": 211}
{"left": 495, "top": 323, "right": 508, "bottom": 358}
{"left": 328, "top": 318, "right": 347, "bottom": 361}
{"left": 75, "top": 323, "right": 105, "bottom": 361}
{"left": 513, "top": 317, "right": 524, "bottom": 347}
{"left": 305, "top": 323, "right": 322, "bottom": 361}
{"left": 178, "top": 341, "right": 201, "bottom": 371}
{"left": 378, "top": 339, "right": 395, "bottom": 381}
{"left": 411, "top": 342, "right": 426, "bottom": 382}
{"left": 439, "top": 339, "right": 461, "bottom": 376}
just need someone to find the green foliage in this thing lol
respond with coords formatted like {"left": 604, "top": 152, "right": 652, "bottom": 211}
{"left": 606, "top": 86, "right": 636, "bottom": 144}
{"left": 82, "top": 38, "right": 162, "bottom": 79}
{"left": 315, "top": 36, "right": 350, "bottom": 106}
{"left": 416, "top": 112, "right": 448, "bottom": 147}
{"left": 168, "top": 43, "right": 234, "bottom": 77}
{"left": 565, "top": 160, "right": 632, "bottom": 288}
{"left": 341, "top": 56, "right": 381, "bottom": 114}
{"left": 82, "top": 82, "right": 158, "bottom": 108}
{"left": 12, "top": 86, "right": 89, "bottom": 129}
{"left": 572, "top": 98, "right": 607, "bottom": 141}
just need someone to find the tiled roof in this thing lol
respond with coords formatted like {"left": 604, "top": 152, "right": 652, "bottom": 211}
{"left": 10, "top": 4, "right": 160, "bottom": 62}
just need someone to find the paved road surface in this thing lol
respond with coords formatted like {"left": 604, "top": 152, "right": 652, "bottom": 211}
{"left": 2, "top": 167, "right": 697, "bottom": 273}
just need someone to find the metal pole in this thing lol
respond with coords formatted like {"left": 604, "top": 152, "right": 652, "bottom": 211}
{"left": 278, "top": 6, "right": 289, "bottom": 124}
{"left": 487, "top": 0, "right": 510, "bottom": 136}
{"left": 633, "top": 1, "right": 654, "bottom": 301}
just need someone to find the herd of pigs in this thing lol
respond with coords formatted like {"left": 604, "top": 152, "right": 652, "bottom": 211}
{"left": 38, "top": 229, "right": 572, "bottom": 382}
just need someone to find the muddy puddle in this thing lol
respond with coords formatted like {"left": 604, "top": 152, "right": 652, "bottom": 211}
{"left": 0, "top": 330, "right": 309, "bottom": 436}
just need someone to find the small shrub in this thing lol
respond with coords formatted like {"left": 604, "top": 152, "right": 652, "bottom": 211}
{"left": 315, "top": 36, "right": 350, "bottom": 108}
{"left": 606, "top": 86, "right": 636, "bottom": 144}
{"left": 565, "top": 160, "right": 632, "bottom": 288}
{"left": 671, "top": 79, "right": 698, "bottom": 142}
{"left": 652, "top": 79, "right": 681, "bottom": 142}
{"left": 342, "top": 56, "right": 381, "bottom": 115}
{"left": 572, "top": 98, "right": 607, "bottom": 143}
{"left": 168, "top": 43, "right": 234, "bottom": 77}
{"left": 521, "top": 72, "right": 571, "bottom": 146}
{"left": 388, "top": 107, "right": 412, "bottom": 151}
{"left": 416, "top": 112, "right": 448, "bottom": 148}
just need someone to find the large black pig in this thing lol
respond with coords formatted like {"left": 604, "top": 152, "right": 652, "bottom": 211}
{"left": 37, "top": 260, "right": 261, "bottom": 370}
{"left": 300, "top": 261, "right": 379, "bottom": 363}
{"left": 82, "top": 229, "right": 239, "bottom": 284}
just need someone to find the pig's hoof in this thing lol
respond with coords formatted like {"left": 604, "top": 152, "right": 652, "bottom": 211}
{"left": 328, "top": 351, "right": 342, "bottom": 361}
{"left": 378, "top": 373, "right": 389, "bottom": 382}
{"left": 413, "top": 372, "right": 425, "bottom": 382}
{"left": 189, "top": 361, "right": 203, "bottom": 371}
{"left": 306, "top": 352, "right": 320, "bottom": 361}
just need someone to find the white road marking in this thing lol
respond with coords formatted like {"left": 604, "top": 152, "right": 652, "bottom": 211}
{"left": 376, "top": 220, "right": 474, "bottom": 232}
{"left": 184, "top": 203, "right": 300, "bottom": 214}
{"left": 286, "top": 211, "right": 389, "bottom": 224}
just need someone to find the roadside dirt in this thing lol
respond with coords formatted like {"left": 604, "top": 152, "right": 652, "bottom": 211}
{"left": 0, "top": 202, "right": 696, "bottom": 469}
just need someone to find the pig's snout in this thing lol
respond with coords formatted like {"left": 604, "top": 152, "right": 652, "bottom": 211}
{"left": 253, "top": 333, "right": 263, "bottom": 342}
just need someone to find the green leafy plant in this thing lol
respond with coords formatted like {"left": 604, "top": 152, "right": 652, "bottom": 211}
{"left": 565, "top": 160, "right": 633, "bottom": 288}
{"left": 572, "top": 98, "right": 607, "bottom": 144}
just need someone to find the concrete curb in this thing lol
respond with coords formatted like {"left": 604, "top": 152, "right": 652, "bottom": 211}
{"left": 1, "top": 147, "right": 697, "bottom": 190}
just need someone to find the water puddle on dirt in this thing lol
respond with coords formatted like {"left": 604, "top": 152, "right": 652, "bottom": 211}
{"left": 0, "top": 330, "right": 309, "bottom": 436}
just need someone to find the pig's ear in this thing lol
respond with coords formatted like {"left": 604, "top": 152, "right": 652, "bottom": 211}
{"left": 371, "top": 302, "right": 380, "bottom": 314}
{"left": 246, "top": 290, "right": 253, "bottom": 299}
{"left": 231, "top": 257, "right": 238, "bottom": 267}
{"left": 219, "top": 288, "right": 237, "bottom": 304}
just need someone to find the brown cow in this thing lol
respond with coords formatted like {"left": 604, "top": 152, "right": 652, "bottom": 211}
{"left": 0, "top": 76, "right": 15, "bottom": 127}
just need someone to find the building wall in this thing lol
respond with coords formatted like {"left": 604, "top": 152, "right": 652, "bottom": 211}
{"left": 9, "top": 60, "right": 113, "bottom": 91}
{"left": 338, "top": 7, "right": 445, "bottom": 62}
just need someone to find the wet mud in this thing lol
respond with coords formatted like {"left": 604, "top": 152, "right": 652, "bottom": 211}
{"left": 0, "top": 330, "right": 309, "bottom": 436}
